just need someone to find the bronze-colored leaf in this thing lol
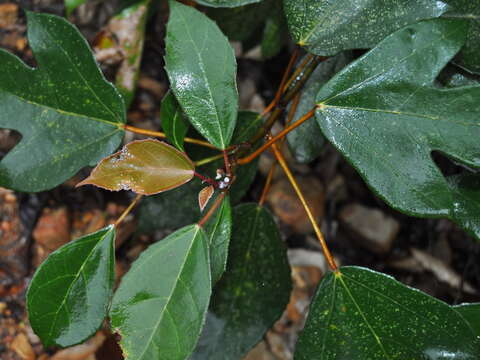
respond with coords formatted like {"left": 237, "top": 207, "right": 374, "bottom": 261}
{"left": 77, "top": 139, "right": 195, "bottom": 195}
{"left": 199, "top": 185, "right": 215, "bottom": 212}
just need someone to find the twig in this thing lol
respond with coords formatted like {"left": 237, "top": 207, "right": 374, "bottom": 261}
{"left": 197, "top": 192, "right": 226, "bottom": 227}
{"left": 271, "top": 142, "right": 338, "bottom": 271}
{"left": 115, "top": 194, "right": 143, "bottom": 227}
{"left": 237, "top": 106, "right": 318, "bottom": 165}
{"left": 123, "top": 124, "right": 217, "bottom": 149}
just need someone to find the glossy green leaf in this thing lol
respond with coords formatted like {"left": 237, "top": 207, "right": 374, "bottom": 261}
{"left": 283, "top": 0, "right": 448, "bottom": 56}
{"left": 110, "top": 224, "right": 211, "bottom": 360}
{"left": 446, "top": 174, "right": 480, "bottom": 239}
{"left": 286, "top": 53, "right": 351, "bottom": 163}
{"left": 207, "top": 0, "right": 272, "bottom": 42}
{"left": 444, "top": 0, "right": 480, "bottom": 74}
{"left": 65, "top": 0, "right": 87, "bottom": 16}
{"left": 77, "top": 139, "right": 194, "bottom": 195}
{"left": 161, "top": 91, "right": 190, "bottom": 151}
{"left": 204, "top": 195, "right": 232, "bottom": 284}
{"left": 315, "top": 19, "right": 480, "bottom": 238}
{"left": 137, "top": 111, "right": 261, "bottom": 233}
{"left": 195, "top": 0, "right": 261, "bottom": 7}
{"left": 112, "top": 0, "right": 151, "bottom": 108}
{"left": 165, "top": 0, "right": 238, "bottom": 149}
{"left": 27, "top": 226, "right": 115, "bottom": 348}
{"left": 296, "top": 266, "right": 480, "bottom": 359}
{"left": 261, "top": 3, "right": 288, "bottom": 59}
{"left": 192, "top": 204, "right": 292, "bottom": 359}
{"left": 454, "top": 303, "right": 480, "bottom": 335}
{"left": 0, "top": 12, "right": 125, "bottom": 192}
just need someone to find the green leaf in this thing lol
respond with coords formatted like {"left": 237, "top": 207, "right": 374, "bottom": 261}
{"left": 295, "top": 266, "right": 480, "bottom": 359}
{"left": 283, "top": 0, "right": 448, "bottom": 56}
{"left": 454, "top": 303, "right": 480, "bottom": 335}
{"left": 0, "top": 12, "right": 125, "bottom": 192}
{"left": 446, "top": 174, "right": 480, "bottom": 240}
{"left": 65, "top": 0, "right": 87, "bottom": 16}
{"left": 110, "top": 224, "right": 211, "bottom": 360}
{"left": 112, "top": 0, "right": 151, "bottom": 108}
{"left": 286, "top": 53, "right": 351, "bottom": 163}
{"left": 161, "top": 91, "right": 190, "bottom": 151}
{"left": 207, "top": 1, "right": 272, "bottom": 42}
{"left": 444, "top": 0, "right": 480, "bottom": 74}
{"left": 261, "top": 3, "right": 288, "bottom": 59}
{"left": 204, "top": 195, "right": 232, "bottom": 284}
{"left": 195, "top": 0, "right": 261, "bottom": 8}
{"left": 27, "top": 226, "right": 115, "bottom": 348}
{"left": 165, "top": 0, "right": 238, "bottom": 149}
{"left": 192, "top": 204, "right": 292, "bottom": 359}
{"left": 314, "top": 18, "right": 480, "bottom": 238}
{"left": 77, "top": 139, "right": 195, "bottom": 195}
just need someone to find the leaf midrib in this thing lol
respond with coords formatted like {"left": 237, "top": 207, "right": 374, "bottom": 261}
{"left": 176, "top": 10, "right": 226, "bottom": 149}
{"left": 133, "top": 226, "right": 202, "bottom": 360}
{"left": 1, "top": 90, "right": 123, "bottom": 128}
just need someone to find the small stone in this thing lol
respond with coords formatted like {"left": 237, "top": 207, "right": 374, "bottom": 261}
{"left": 33, "top": 207, "right": 70, "bottom": 251}
{"left": 0, "top": 3, "right": 18, "bottom": 29}
{"left": 10, "top": 333, "right": 35, "bottom": 360}
{"left": 51, "top": 331, "right": 106, "bottom": 360}
{"left": 267, "top": 177, "right": 325, "bottom": 234}
{"left": 339, "top": 203, "right": 399, "bottom": 254}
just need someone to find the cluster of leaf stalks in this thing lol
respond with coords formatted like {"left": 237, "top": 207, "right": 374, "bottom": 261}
{"left": 1, "top": 0, "right": 480, "bottom": 359}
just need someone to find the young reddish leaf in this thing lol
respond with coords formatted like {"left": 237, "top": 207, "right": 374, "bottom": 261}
{"left": 77, "top": 139, "right": 195, "bottom": 195}
{"left": 198, "top": 185, "right": 215, "bottom": 212}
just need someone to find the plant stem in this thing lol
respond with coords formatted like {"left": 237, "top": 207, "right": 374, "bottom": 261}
{"left": 223, "top": 149, "right": 232, "bottom": 177}
{"left": 237, "top": 106, "right": 317, "bottom": 165}
{"left": 262, "top": 47, "right": 300, "bottom": 116}
{"left": 282, "top": 54, "right": 314, "bottom": 92}
{"left": 123, "top": 124, "right": 217, "bottom": 149}
{"left": 271, "top": 142, "right": 338, "bottom": 271}
{"left": 280, "top": 56, "right": 326, "bottom": 106}
{"left": 197, "top": 192, "right": 226, "bottom": 227}
{"left": 115, "top": 194, "right": 143, "bottom": 227}
{"left": 258, "top": 95, "right": 300, "bottom": 205}
{"left": 194, "top": 171, "right": 218, "bottom": 187}
{"left": 246, "top": 55, "right": 325, "bottom": 150}
{"left": 194, "top": 153, "right": 224, "bottom": 167}
{"left": 259, "top": 162, "right": 276, "bottom": 206}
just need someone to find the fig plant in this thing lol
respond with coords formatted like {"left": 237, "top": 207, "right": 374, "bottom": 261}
{"left": 1, "top": 0, "right": 480, "bottom": 359}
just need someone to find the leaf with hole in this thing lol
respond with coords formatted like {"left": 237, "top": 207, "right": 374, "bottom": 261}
{"left": 165, "top": 0, "right": 238, "bottom": 149}
{"left": 444, "top": 0, "right": 480, "bottom": 74}
{"left": 283, "top": 0, "right": 448, "bottom": 56}
{"left": 315, "top": 18, "right": 480, "bottom": 239}
{"left": 160, "top": 90, "right": 190, "bottom": 151}
{"left": 110, "top": 224, "right": 211, "bottom": 360}
{"left": 192, "top": 204, "right": 291, "bottom": 359}
{"left": 77, "top": 139, "right": 195, "bottom": 195}
{"left": 27, "top": 226, "right": 115, "bottom": 348}
{"left": 295, "top": 266, "right": 480, "bottom": 359}
{"left": 0, "top": 12, "right": 125, "bottom": 192}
